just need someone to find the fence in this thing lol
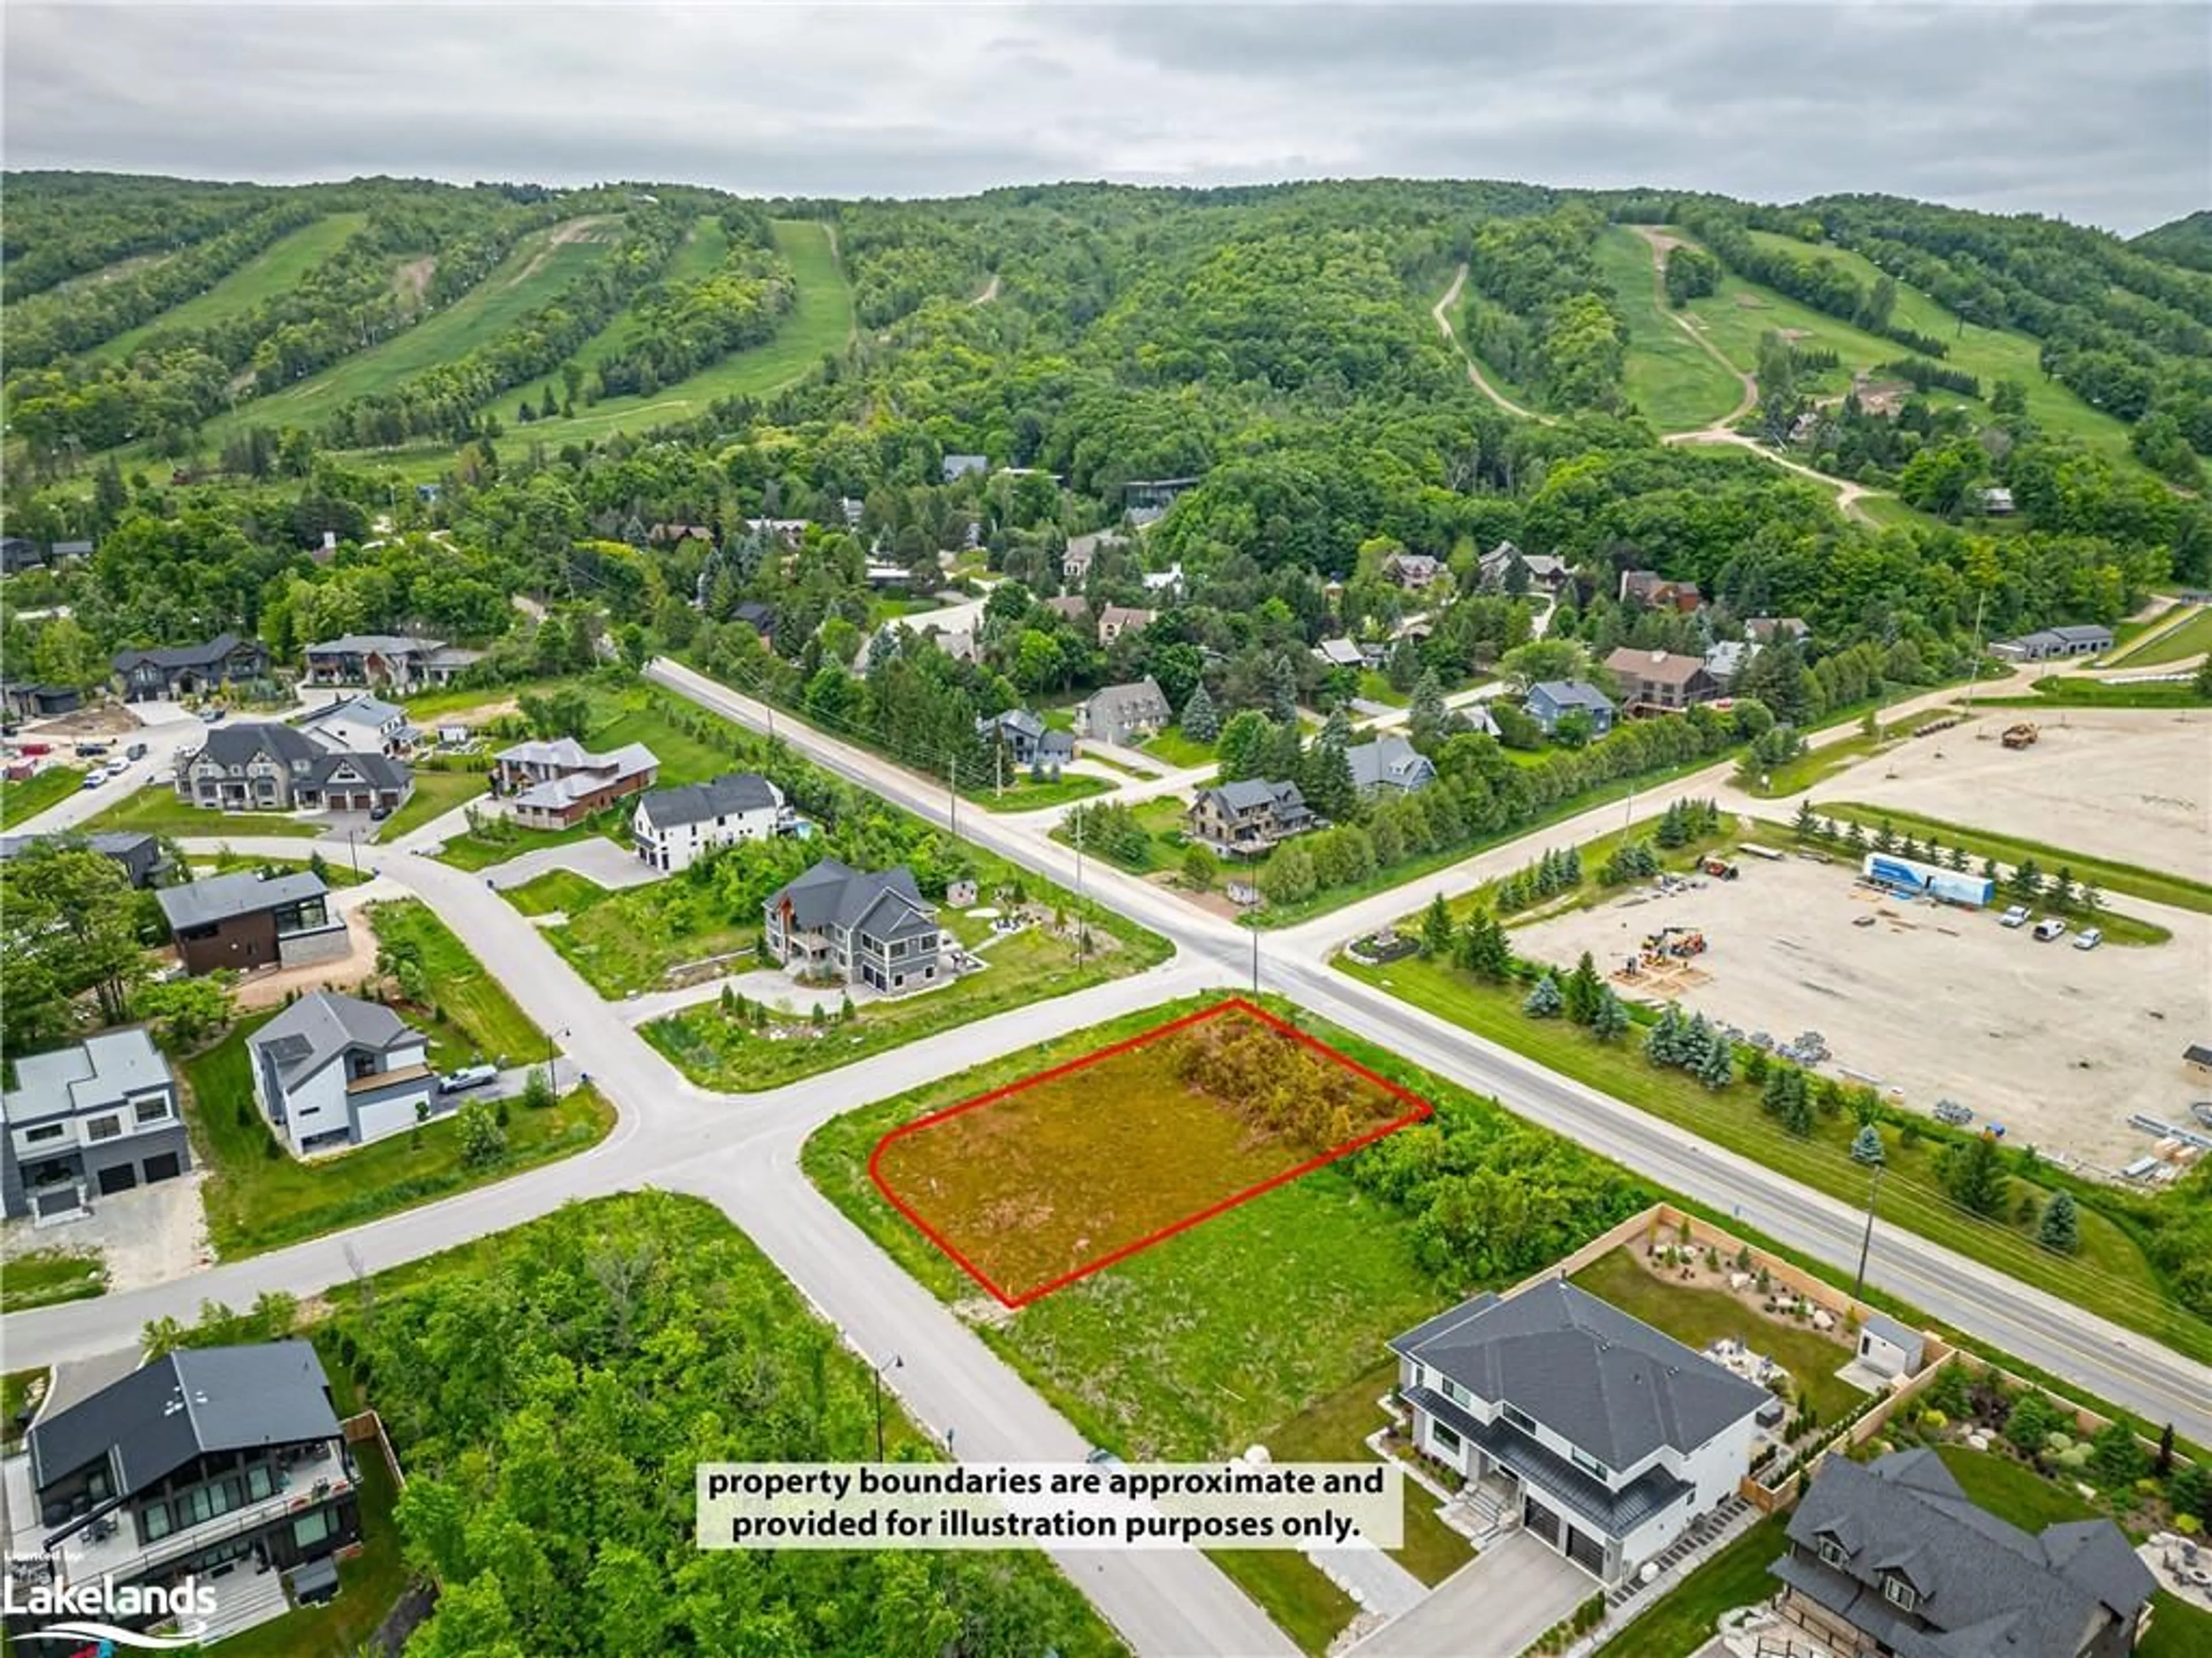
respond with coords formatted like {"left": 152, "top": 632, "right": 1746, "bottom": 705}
{"left": 342, "top": 1409, "right": 407, "bottom": 1493}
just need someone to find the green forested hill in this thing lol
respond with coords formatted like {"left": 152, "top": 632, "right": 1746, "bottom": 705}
{"left": 2135, "top": 210, "right": 2212, "bottom": 274}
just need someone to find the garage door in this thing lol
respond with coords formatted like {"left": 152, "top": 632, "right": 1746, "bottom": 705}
{"left": 1523, "top": 1495, "right": 1560, "bottom": 1547}
{"left": 1565, "top": 1524, "right": 1606, "bottom": 1576}
{"left": 97, "top": 1163, "right": 138, "bottom": 1196}
{"left": 142, "top": 1152, "right": 183, "bottom": 1183}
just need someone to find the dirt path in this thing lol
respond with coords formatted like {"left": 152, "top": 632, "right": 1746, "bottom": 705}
{"left": 1431, "top": 264, "right": 1555, "bottom": 425}
{"left": 971, "top": 272, "right": 1001, "bottom": 305}
{"left": 508, "top": 216, "right": 611, "bottom": 287}
{"left": 393, "top": 254, "right": 436, "bottom": 309}
{"left": 1628, "top": 225, "right": 1757, "bottom": 430}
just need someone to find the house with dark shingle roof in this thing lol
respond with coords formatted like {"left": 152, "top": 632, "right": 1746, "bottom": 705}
{"left": 1389, "top": 1279, "right": 1772, "bottom": 1583}
{"left": 632, "top": 772, "right": 785, "bottom": 872}
{"left": 1344, "top": 734, "right": 1436, "bottom": 797}
{"left": 112, "top": 631, "right": 270, "bottom": 702}
{"left": 976, "top": 710, "right": 1074, "bottom": 776}
{"left": 174, "top": 722, "right": 412, "bottom": 815}
{"left": 7, "top": 1341, "right": 361, "bottom": 1605}
{"left": 1075, "top": 677, "right": 1171, "bottom": 745}
{"left": 763, "top": 858, "right": 946, "bottom": 995}
{"left": 1185, "top": 779, "right": 1314, "bottom": 858}
{"left": 1526, "top": 680, "right": 1616, "bottom": 737}
{"left": 1772, "top": 1449, "right": 2155, "bottom": 1658}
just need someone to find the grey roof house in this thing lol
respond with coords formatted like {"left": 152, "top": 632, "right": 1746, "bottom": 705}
{"left": 1075, "top": 677, "right": 1172, "bottom": 745}
{"left": 157, "top": 868, "right": 349, "bottom": 977}
{"left": 1772, "top": 1449, "right": 2155, "bottom": 1658}
{"left": 1389, "top": 1279, "right": 1772, "bottom": 1583}
{"left": 1345, "top": 734, "right": 1437, "bottom": 796}
{"left": 0, "top": 830, "right": 163, "bottom": 888}
{"left": 111, "top": 632, "right": 270, "bottom": 702}
{"left": 1991, "top": 625, "right": 2114, "bottom": 663}
{"left": 0, "top": 1028, "right": 190, "bottom": 1221}
{"left": 1185, "top": 779, "right": 1315, "bottom": 858}
{"left": 632, "top": 771, "right": 787, "bottom": 873}
{"left": 174, "top": 722, "right": 412, "bottom": 816}
{"left": 248, "top": 991, "right": 435, "bottom": 1155}
{"left": 976, "top": 710, "right": 1075, "bottom": 774}
{"left": 1526, "top": 680, "right": 1616, "bottom": 737}
{"left": 763, "top": 858, "right": 946, "bottom": 996}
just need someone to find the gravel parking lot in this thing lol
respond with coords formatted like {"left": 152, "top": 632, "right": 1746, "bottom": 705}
{"left": 1812, "top": 707, "right": 2211, "bottom": 882}
{"left": 1512, "top": 854, "right": 2210, "bottom": 1171}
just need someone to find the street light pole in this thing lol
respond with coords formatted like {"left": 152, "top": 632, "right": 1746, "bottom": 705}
{"left": 1250, "top": 924, "right": 1259, "bottom": 994}
{"left": 872, "top": 1354, "right": 903, "bottom": 1460}
{"left": 1852, "top": 1164, "right": 1886, "bottom": 1302}
{"left": 346, "top": 829, "right": 360, "bottom": 877}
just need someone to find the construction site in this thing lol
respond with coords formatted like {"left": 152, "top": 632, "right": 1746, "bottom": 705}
{"left": 1509, "top": 849, "right": 2210, "bottom": 1173}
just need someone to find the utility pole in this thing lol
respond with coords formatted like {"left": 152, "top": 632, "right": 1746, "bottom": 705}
{"left": 872, "top": 1354, "right": 903, "bottom": 1460}
{"left": 1249, "top": 924, "right": 1259, "bottom": 994}
{"left": 1963, "top": 589, "right": 1988, "bottom": 710}
{"left": 347, "top": 829, "right": 360, "bottom": 877}
{"left": 949, "top": 756, "right": 959, "bottom": 839}
{"left": 1852, "top": 1164, "right": 1886, "bottom": 1302}
{"left": 1073, "top": 811, "right": 1086, "bottom": 964}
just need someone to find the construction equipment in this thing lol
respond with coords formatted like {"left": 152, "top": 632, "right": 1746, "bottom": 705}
{"left": 1642, "top": 926, "right": 1707, "bottom": 961}
{"left": 2001, "top": 722, "right": 2040, "bottom": 750}
{"left": 1700, "top": 856, "right": 1739, "bottom": 880}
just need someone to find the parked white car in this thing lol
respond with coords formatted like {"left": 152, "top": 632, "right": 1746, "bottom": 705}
{"left": 2073, "top": 927, "right": 2103, "bottom": 951}
{"left": 1998, "top": 905, "right": 2030, "bottom": 928}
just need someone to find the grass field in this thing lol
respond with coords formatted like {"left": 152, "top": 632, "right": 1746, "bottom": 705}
{"left": 1933, "top": 1443, "right": 2097, "bottom": 1531}
{"left": 194, "top": 216, "right": 622, "bottom": 451}
{"left": 1596, "top": 227, "right": 1747, "bottom": 431}
{"left": 1813, "top": 800, "right": 2212, "bottom": 917}
{"left": 2143, "top": 1591, "right": 2212, "bottom": 1658}
{"left": 1571, "top": 1247, "right": 1862, "bottom": 1422}
{"left": 78, "top": 781, "right": 324, "bottom": 838}
{"left": 363, "top": 898, "right": 542, "bottom": 1063}
{"left": 374, "top": 765, "right": 489, "bottom": 839}
{"left": 643, "top": 916, "right": 1169, "bottom": 1088}
{"left": 976, "top": 771, "right": 1113, "bottom": 812}
{"left": 92, "top": 213, "right": 368, "bottom": 362}
{"left": 870, "top": 1003, "right": 1415, "bottom": 1302}
{"left": 487, "top": 219, "right": 851, "bottom": 447}
{"left": 1987, "top": 676, "right": 2210, "bottom": 710}
{"left": 2107, "top": 605, "right": 2212, "bottom": 667}
{"left": 183, "top": 1012, "right": 611, "bottom": 1257}
{"left": 1140, "top": 724, "right": 1218, "bottom": 768}
{"left": 539, "top": 868, "right": 758, "bottom": 993}
{"left": 0, "top": 764, "right": 86, "bottom": 829}
{"left": 0, "top": 1247, "right": 108, "bottom": 1312}
{"left": 1340, "top": 953, "right": 2206, "bottom": 1363}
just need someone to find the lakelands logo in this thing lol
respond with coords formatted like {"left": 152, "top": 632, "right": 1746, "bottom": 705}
{"left": 3, "top": 1568, "right": 216, "bottom": 1652}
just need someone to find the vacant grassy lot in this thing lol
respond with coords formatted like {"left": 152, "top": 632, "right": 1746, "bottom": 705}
{"left": 93, "top": 212, "right": 368, "bottom": 362}
{"left": 976, "top": 772, "right": 1112, "bottom": 812}
{"left": 0, "top": 1247, "right": 107, "bottom": 1312}
{"left": 1339, "top": 952, "right": 2205, "bottom": 1363}
{"left": 1141, "top": 724, "right": 1219, "bottom": 768}
{"left": 2107, "top": 605, "right": 2212, "bottom": 668}
{"left": 363, "top": 898, "right": 541, "bottom": 1063}
{"left": 498, "top": 220, "right": 851, "bottom": 447}
{"left": 872, "top": 1003, "right": 1417, "bottom": 1302}
{"left": 197, "top": 216, "right": 620, "bottom": 450}
{"left": 540, "top": 867, "right": 758, "bottom": 993}
{"left": 501, "top": 866, "right": 615, "bottom": 918}
{"left": 1816, "top": 800, "right": 2212, "bottom": 917}
{"left": 184, "top": 1014, "right": 611, "bottom": 1257}
{"left": 1597, "top": 227, "right": 1746, "bottom": 431}
{"left": 376, "top": 765, "right": 488, "bottom": 839}
{"left": 643, "top": 917, "right": 1168, "bottom": 1088}
{"left": 0, "top": 764, "right": 85, "bottom": 828}
{"left": 1571, "top": 1247, "right": 1861, "bottom": 1422}
{"left": 79, "top": 781, "right": 323, "bottom": 838}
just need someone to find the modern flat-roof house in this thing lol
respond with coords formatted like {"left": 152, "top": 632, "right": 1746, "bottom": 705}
{"left": 302, "top": 633, "right": 481, "bottom": 691}
{"left": 1345, "top": 734, "right": 1437, "bottom": 797}
{"left": 1990, "top": 625, "right": 2115, "bottom": 663}
{"left": 248, "top": 991, "right": 435, "bottom": 1156}
{"left": 0, "top": 830, "right": 164, "bottom": 888}
{"left": 297, "top": 693, "right": 409, "bottom": 756}
{"left": 2, "top": 1341, "right": 362, "bottom": 1625}
{"left": 1075, "top": 677, "right": 1172, "bottom": 745}
{"left": 1605, "top": 647, "right": 1721, "bottom": 715}
{"left": 1, "top": 1029, "right": 189, "bottom": 1221}
{"left": 1185, "top": 779, "right": 1315, "bottom": 858}
{"left": 1389, "top": 1280, "right": 1772, "bottom": 1584}
{"left": 1527, "top": 680, "right": 1617, "bottom": 737}
{"left": 493, "top": 738, "right": 660, "bottom": 830}
{"left": 632, "top": 771, "right": 785, "bottom": 874}
{"left": 174, "top": 722, "right": 412, "bottom": 815}
{"left": 157, "top": 870, "right": 349, "bottom": 977}
{"left": 111, "top": 632, "right": 270, "bottom": 703}
{"left": 1619, "top": 570, "right": 1705, "bottom": 613}
{"left": 975, "top": 710, "right": 1075, "bottom": 776}
{"left": 763, "top": 858, "right": 945, "bottom": 995}
{"left": 1772, "top": 1450, "right": 2156, "bottom": 1658}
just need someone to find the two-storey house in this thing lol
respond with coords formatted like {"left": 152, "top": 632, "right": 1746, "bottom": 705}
{"left": 1389, "top": 1280, "right": 1772, "bottom": 1584}
{"left": 1, "top": 1029, "right": 190, "bottom": 1220}
{"left": 1525, "top": 680, "right": 1617, "bottom": 738}
{"left": 491, "top": 738, "right": 660, "bottom": 829}
{"left": 1604, "top": 648, "right": 1721, "bottom": 716}
{"left": 975, "top": 711, "right": 1075, "bottom": 776}
{"left": 111, "top": 633, "right": 270, "bottom": 703}
{"left": 1185, "top": 779, "right": 1315, "bottom": 858}
{"left": 173, "top": 723, "right": 411, "bottom": 815}
{"left": 297, "top": 694, "right": 410, "bottom": 757}
{"left": 156, "top": 870, "right": 349, "bottom": 977}
{"left": 1345, "top": 734, "right": 1437, "bottom": 798}
{"left": 632, "top": 772, "right": 786, "bottom": 874}
{"left": 763, "top": 859, "right": 945, "bottom": 995}
{"left": 302, "top": 633, "right": 480, "bottom": 691}
{"left": 248, "top": 991, "right": 435, "bottom": 1156}
{"left": 1074, "top": 678, "right": 1171, "bottom": 745}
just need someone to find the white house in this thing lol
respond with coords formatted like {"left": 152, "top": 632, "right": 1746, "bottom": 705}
{"left": 248, "top": 992, "right": 436, "bottom": 1156}
{"left": 1389, "top": 1279, "right": 1772, "bottom": 1583}
{"left": 297, "top": 694, "right": 410, "bottom": 757}
{"left": 632, "top": 772, "right": 786, "bottom": 874}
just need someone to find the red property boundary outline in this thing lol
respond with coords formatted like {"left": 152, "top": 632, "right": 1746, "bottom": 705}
{"left": 867, "top": 997, "right": 1434, "bottom": 1308}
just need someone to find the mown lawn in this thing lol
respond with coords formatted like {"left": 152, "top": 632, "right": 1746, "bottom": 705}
{"left": 1339, "top": 953, "right": 2205, "bottom": 1363}
{"left": 975, "top": 772, "right": 1113, "bottom": 813}
{"left": 2143, "top": 1591, "right": 2212, "bottom": 1658}
{"left": 501, "top": 867, "right": 616, "bottom": 918}
{"left": 183, "top": 1014, "right": 612, "bottom": 1257}
{"left": 1140, "top": 724, "right": 1219, "bottom": 768}
{"left": 212, "top": 1435, "right": 411, "bottom": 1658}
{"left": 376, "top": 765, "right": 489, "bottom": 839}
{"left": 1571, "top": 1247, "right": 1861, "bottom": 1422}
{"left": 1611, "top": 1513, "right": 1789, "bottom": 1656}
{"left": 363, "top": 898, "right": 541, "bottom": 1063}
{"left": 2106, "top": 605, "right": 2212, "bottom": 667}
{"left": 1597, "top": 226, "right": 1746, "bottom": 431}
{"left": 93, "top": 212, "right": 368, "bottom": 362}
{"left": 0, "top": 764, "right": 86, "bottom": 829}
{"left": 1, "top": 1247, "right": 108, "bottom": 1312}
{"left": 645, "top": 922, "right": 1164, "bottom": 1090}
{"left": 1814, "top": 800, "right": 2212, "bottom": 917}
{"left": 1933, "top": 1443, "right": 2097, "bottom": 1531}
{"left": 79, "top": 782, "right": 323, "bottom": 838}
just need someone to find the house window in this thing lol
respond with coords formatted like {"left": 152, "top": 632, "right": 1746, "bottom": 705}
{"left": 1883, "top": 1575, "right": 1918, "bottom": 1614}
{"left": 247, "top": 1464, "right": 275, "bottom": 1501}
{"left": 84, "top": 1116, "right": 123, "bottom": 1143}
{"left": 1431, "top": 1421, "right": 1463, "bottom": 1453}
{"left": 134, "top": 1097, "right": 171, "bottom": 1125}
{"left": 141, "top": 1502, "right": 172, "bottom": 1541}
{"left": 1501, "top": 1404, "right": 1538, "bottom": 1435}
{"left": 293, "top": 1507, "right": 334, "bottom": 1548}
{"left": 1442, "top": 1378, "right": 1473, "bottom": 1409}
{"left": 1818, "top": 1537, "right": 1849, "bottom": 1569}
{"left": 1570, "top": 1448, "right": 1609, "bottom": 1480}
{"left": 23, "top": 1122, "right": 66, "bottom": 1143}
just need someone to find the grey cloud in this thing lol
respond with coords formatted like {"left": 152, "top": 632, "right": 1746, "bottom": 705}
{"left": 3, "top": 3, "right": 2205, "bottom": 231}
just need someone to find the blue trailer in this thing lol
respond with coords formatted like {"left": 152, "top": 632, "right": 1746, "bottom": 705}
{"left": 1862, "top": 852, "right": 1994, "bottom": 908}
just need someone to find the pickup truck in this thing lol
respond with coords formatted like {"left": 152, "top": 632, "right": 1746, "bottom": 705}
{"left": 2033, "top": 917, "right": 2068, "bottom": 942}
{"left": 438, "top": 1064, "right": 499, "bottom": 1095}
{"left": 1998, "top": 905, "right": 2030, "bottom": 928}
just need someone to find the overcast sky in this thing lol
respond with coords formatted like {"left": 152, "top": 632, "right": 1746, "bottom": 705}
{"left": 5, "top": 3, "right": 2206, "bottom": 234}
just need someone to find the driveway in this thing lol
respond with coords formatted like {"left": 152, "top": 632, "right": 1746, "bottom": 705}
{"left": 1349, "top": 1532, "right": 1593, "bottom": 1657}
{"left": 475, "top": 835, "right": 658, "bottom": 893}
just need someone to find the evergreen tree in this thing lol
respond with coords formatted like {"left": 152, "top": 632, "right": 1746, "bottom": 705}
{"left": 2009, "top": 858, "right": 2044, "bottom": 904}
{"left": 1941, "top": 1133, "right": 2012, "bottom": 1219}
{"left": 1522, "top": 972, "right": 1565, "bottom": 1018}
{"left": 1422, "top": 893, "right": 1455, "bottom": 957}
{"left": 2037, "top": 1190, "right": 2080, "bottom": 1254}
{"left": 1947, "top": 844, "right": 1969, "bottom": 871}
{"left": 1656, "top": 800, "right": 1689, "bottom": 848}
{"left": 1845, "top": 820, "right": 1868, "bottom": 849}
{"left": 1180, "top": 683, "right": 1220, "bottom": 743}
{"left": 1873, "top": 818, "right": 1897, "bottom": 853}
{"left": 2078, "top": 882, "right": 2103, "bottom": 915}
{"left": 1793, "top": 799, "right": 1817, "bottom": 837}
{"left": 1850, "top": 1124, "right": 1887, "bottom": 1166}
{"left": 1263, "top": 654, "right": 1300, "bottom": 723}
{"left": 1695, "top": 1033, "right": 1734, "bottom": 1090}
{"left": 1781, "top": 1074, "right": 1815, "bottom": 1137}
{"left": 1681, "top": 1012, "right": 1716, "bottom": 1070}
{"left": 1563, "top": 951, "right": 1604, "bottom": 1024}
{"left": 1646, "top": 1004, "right": 1687, "bottom": 1066}
{"left": 1979, "top": 854, "right": 2000, "bottom": 881}
{"left": 1408, "top": 670, "right": 1448, "bottom": 748}
{"left": 2050, "top": 866, "right": 2077, "bottom": 909}
{"left": 1591, "top": 987, "right": 1630, "bottom": 1041}
{"left": 1305, "top": 731, "right": 1358, "bottom": 822}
